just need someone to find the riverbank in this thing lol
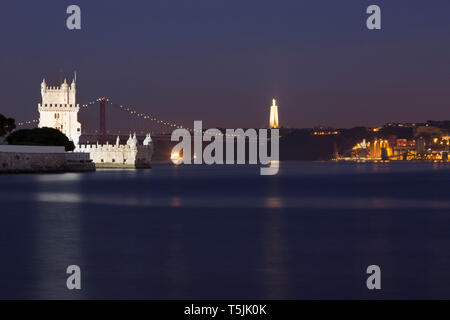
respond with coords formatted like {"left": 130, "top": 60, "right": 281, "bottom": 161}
{"left": 0, "top": 145, "right": 95, "bottom": 173}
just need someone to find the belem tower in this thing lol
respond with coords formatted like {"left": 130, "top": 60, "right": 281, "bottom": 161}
{"left": 38, "top": 77, "right": 153, "bottom": 168}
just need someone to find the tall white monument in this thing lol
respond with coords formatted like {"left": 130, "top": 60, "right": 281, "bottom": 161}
{"left": 269, "top": 98, "right": 279, "bottom": 129}
{"left": 38, "top": 78, "right": 81, "bottom": 145}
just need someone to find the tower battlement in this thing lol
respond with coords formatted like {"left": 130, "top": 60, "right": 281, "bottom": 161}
{"left": 41, "top": 78, "right": 76, "bottom": 105}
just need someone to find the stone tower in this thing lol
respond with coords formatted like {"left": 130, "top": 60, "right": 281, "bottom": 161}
{"left": 38, "top": 77, "right": 81, "bottom": 145}
{"left": 269, "top": 99, "right": 279, "bottom": 129}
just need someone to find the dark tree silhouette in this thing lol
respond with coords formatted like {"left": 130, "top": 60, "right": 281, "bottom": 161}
{"left": 6, "top": 127, "right": 75, "bottom": 151}
{"left": 0, "top": 114, "right": 16, "bottom": 137}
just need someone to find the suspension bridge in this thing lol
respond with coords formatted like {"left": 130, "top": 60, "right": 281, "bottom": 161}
{"left": 17, "top": 96, "right": 265, "bottom": 143}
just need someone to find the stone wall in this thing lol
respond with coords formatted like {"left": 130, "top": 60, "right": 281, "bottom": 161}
{"left": 0, "top": 152, "right": 66, "bottom": 173}
{"left": 0, "top": 145, "right": 94, "bottom": 173}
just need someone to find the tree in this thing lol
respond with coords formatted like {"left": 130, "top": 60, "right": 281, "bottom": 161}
{"left": 6, "top": 127, "right": 75, "bottom": 151}
{"left": 0, "top": 114, "right": 16, "bottom": 137}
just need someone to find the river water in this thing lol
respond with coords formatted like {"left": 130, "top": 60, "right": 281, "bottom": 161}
{"left": 1, "top": 161, "right": 449, "bottom": 299}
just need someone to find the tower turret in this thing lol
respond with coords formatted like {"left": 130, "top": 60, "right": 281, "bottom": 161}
{"left": 71, "top": 78, "right": 76, "bottom": 89}
{"left": 69, "top": 76, "right": 76, "bottom": 105}
{"left": 143, "top": 133, "right": 152, "bottom": 146}
{"left": 127, "top": 133, "right": 137, "bottom": 149}
{"left": 61, "top": 78, "right": 69, "bottom": 103}
{"left": 126, "top": 133, "right": 133, "bottom": 146}
{"left": 41, "top": 79, "right": 47, "bottom": 96}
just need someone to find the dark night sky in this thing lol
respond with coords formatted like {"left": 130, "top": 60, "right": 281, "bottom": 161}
{"left": 1, "top": 0, "right": 450, "bottom": 131}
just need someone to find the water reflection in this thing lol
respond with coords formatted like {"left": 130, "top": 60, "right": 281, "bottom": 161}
{"left": 32, "top": 181, "right": 86, "bottom": 299}
{"left": 260, "top": 210, "right": 288, "bottom": 299}
{"left": 32, "top": 173, "right": 83, "bottom": 182}
{"left": 264, "top": 196, "right": 283, "bottom": 209}
{"left": 167, "top": 222, "right": 187, "bottom": 298}
{"left": 171, "top": 197, "right": 182, "bottom": 208}
{"left": 1, "top": 191, "right": 449, "bottom": 210}
{"left": 35, "top": 192, "right": 83, "bottom": 203}
{"left": 1, "top": 162, "right": 449, "bottom": 299}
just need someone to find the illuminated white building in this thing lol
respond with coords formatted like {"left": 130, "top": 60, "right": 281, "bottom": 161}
{"left": 37, "top": 77, "right": 153, "bottom": 168}
{"left": 76, "top": 133, "right": 153, "bottom": 168}
{"left": 38, "top": 78, "right": 81, "bottom": 145}
{"left": 269, "top": 99, "right": 279, "bottom": 129}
